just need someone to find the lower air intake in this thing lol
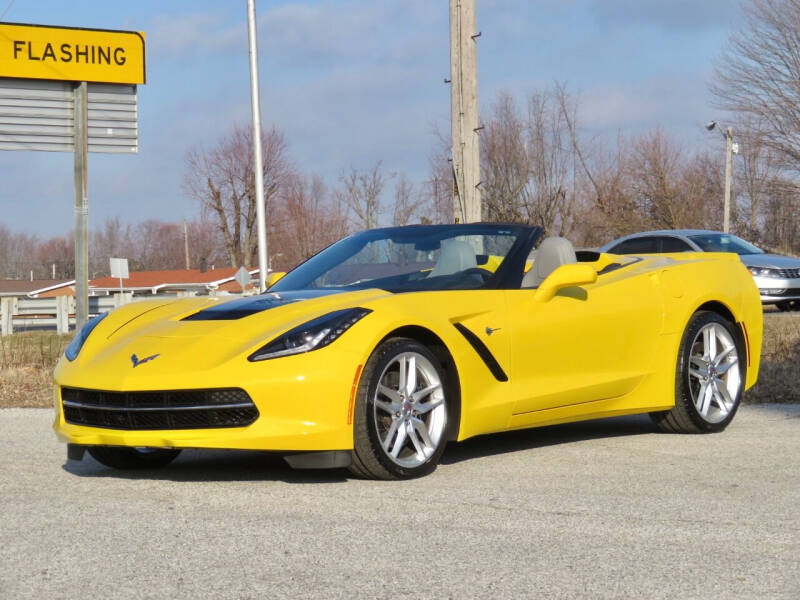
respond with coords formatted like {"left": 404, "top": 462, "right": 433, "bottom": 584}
{"left": 61, "top": 387, "right": 259, "bottom": 430}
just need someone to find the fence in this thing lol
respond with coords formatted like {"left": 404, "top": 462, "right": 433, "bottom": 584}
{"left": 0, "top": 292, "right": 205, "bottom": 335}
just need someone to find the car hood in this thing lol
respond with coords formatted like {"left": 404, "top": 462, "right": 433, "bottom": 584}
{"left": 64, "top": 288, "right": 391, "bottom": 376}
{"left": 739, "top": 253, "right": 800, "bottom": 269}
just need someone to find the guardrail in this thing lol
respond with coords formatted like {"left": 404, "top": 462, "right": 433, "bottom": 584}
{"left": 0, "top": 292, "right": 207, "bottom": 335}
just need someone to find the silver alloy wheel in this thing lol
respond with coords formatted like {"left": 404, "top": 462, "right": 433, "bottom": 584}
{"left": 688, "top": 323, "right": 741, "bottom": 424}
{"left": 373, "top": 351, "right": 446, "bottom": 468}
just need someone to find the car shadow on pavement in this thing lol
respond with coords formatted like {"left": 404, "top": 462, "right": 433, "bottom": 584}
{"left": 62, "top": 449, "right": 349, "bottom": 484}
{"left": 440, "top": 413, "right": 657, "bottom": 465}
{"left": 61, "top": 413, "right": 658, "bottom": 482}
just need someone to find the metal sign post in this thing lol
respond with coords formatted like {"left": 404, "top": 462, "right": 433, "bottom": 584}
{"left": 109, "top": 257, "right": 129, "bottom": 295}
{"left": 0, "top": 23, "right": 145, "bottom": 328}
{"left": 73, "top": 82, "right": 89, "bottom": 327}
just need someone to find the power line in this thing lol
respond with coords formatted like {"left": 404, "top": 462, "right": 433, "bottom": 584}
{"left": 0, "top": 0, "right": 16, "bottom": 21}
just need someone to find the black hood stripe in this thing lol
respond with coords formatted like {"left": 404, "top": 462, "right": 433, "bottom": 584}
{"left": 182, "top": 290, "right": 342, "bottom": 321}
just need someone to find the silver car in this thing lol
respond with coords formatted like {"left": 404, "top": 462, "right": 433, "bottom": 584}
{"left": 599, "top": 229, "right": 800, "bottom": 311}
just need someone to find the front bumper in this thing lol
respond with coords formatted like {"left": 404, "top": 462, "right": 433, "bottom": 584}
{"left": 751, "top": 274, "right": 800, "bottom": 303}
{"left": 52, "top": 348, "right": 361, "bottom": 452}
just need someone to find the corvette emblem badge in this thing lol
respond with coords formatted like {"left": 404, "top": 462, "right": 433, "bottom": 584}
{"left": 485, "top": 326, "right": 501, "bottom": 336}
{"left": 131, "top": 353, "right": 160, "bottom": 368}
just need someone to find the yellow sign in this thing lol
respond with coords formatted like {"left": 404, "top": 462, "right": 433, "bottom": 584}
{"left": 0, "top": 23, "right": 145, "bottom": 85}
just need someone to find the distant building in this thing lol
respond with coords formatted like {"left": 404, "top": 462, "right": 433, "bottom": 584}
{"left": 0, "top": 279, "right": 75, "bottom": 298}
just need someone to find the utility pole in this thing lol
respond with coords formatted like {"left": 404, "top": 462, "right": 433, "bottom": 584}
{"left": 73, "top": 81, "right": 89, "bottom": 329}
{"left": 247, "top": 0, "right": 268, "bottom": 291}
{"left": 183, "top": 220, "right": 190, "bottom": 269}
{"left": 723, "top": 126, "right": 733, "bottom": 234}
{"left": 706, "top": 121, "right": 736, "bottom": 234}
{"left": 449, "top": 0, "right": 481, "bottom": 223}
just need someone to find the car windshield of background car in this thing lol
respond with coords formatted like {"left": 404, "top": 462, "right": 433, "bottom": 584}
{"left": 688, "top": 234, "right": 764, "bottom": 255}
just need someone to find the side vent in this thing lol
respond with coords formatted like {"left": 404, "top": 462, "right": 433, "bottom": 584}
{"left": 453, "top": 323, "right": 508, "bottom": 382}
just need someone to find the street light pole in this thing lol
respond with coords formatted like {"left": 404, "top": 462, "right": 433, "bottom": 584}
{"left": 723, "top": 126, "right": 733, "bottom": 234}
{"left": 247, "top": 0, "right": 268, "bottom": 292}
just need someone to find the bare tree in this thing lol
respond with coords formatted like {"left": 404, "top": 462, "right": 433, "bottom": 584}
{"left": 421, "top": 126, "right": 455, "bottom": 224}
{"left": 481, "top": 93, "right": 528, "bottom": 223}
{"left": 481, "top": 88, "right": 575, "bottom": 235}
{"left": 271, "top": 174, "right": 349, "bottom": 269}
{"left": 712, "top": 0, "right": 800, "bottom": 171}
{"left": 392, "top": 175, "right": 424, "bottom": 226}
{"left": 185, "top": 216, "right": 227, "bottom": 271}
{"left": 761, "top": 177, "right": 800, "bottom": 252}
{"left": 89, "top": 217, "right": 134, "bottom": 277}
{"left": 131, "top": 220, "right": 186, "bottom": 271}
{"left": 336, "top": 162, "right": 385, "bottom": 230}
{"left": 628, "top": 129, "right": 691, "bottom": 229}
{"left": 0, "top": 225, "right": 36, "bottom": 279}
{"left": 36, "top": 234, "right": 73, "bottom": 279}
{"left": 184, "top": 125, "right": 291, "bottom": 267}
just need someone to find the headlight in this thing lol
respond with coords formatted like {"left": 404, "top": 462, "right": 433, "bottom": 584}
{"left": 747, "top": 266, "right": 780, "bottom": 278}
{"left": 248, "top": 308, "right": 371, "bottom": 361}
{"left": 64, "top": 312, "right": 108, "bottom": 361}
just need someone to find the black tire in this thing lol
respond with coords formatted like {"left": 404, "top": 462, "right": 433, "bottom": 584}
{"left": 776, "top": 300, "right": 792, "bottom": 312}
{"left": 88, "top": 446, "right": 182, "bottom": 470}
{"left": 651, "top": 311, "right": 745, "bottom": 433}
{"left": 350, "top": 338, "right": 450, "bottom": 480}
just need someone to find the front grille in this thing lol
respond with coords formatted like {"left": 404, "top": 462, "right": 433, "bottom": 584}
{"left": 61, "top": 387, "right": 259, "bottom": 430}
{"left": 776, "top": 268, "right": 800, "bottom": 279}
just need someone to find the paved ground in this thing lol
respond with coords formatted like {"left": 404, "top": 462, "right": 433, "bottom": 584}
{"left": 1, "top": 406, "right": 798, "bottom": 600}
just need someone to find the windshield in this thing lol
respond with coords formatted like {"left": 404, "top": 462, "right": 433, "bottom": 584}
{"left": 688, "top": 233, "right": 764, "bottom": 255}
{"left": 271, "top": 224, "right": 532, "bottom": 293}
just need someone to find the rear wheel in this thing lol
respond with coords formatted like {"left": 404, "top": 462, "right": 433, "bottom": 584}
{"left": 350, "top": 338, "right": 449, "bottom": 480}
{"left": 651, "top": 311, "right": 744, "bottom": 433}
{"left": 88, "top": 446, "right": 181, "bottom": 469}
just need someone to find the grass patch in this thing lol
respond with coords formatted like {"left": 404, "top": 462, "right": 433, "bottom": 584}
{"left": 0, "top": 316, "right": 798, "bottom": 408}
{"left": 746, "top": 314, "right": 800, "bottom": 403}
{"left": 0, "top": 332, "right": 70, "bottom": 408}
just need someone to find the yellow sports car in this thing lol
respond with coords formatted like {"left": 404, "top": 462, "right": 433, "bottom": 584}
{"left": 53, "top": 224, "right": 762, "bottom": 479}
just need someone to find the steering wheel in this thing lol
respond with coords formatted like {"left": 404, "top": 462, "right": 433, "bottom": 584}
{"left": 461, "top": 267, "right": 492, "bottom": 282}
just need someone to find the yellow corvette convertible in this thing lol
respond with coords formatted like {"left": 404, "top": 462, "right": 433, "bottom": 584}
{"left": 54, "top": 224, "right": 762, "bottom": 479}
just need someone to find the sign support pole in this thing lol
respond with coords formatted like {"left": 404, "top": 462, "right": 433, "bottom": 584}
{"left": 73, "top": 81, "right": 89, "bottom": 329}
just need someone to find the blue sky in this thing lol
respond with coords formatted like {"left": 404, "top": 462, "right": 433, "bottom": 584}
{"left": 0, "top": 0, "right": 741, "bottom": 236}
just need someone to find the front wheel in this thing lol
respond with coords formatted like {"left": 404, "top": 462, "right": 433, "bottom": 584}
{"left": 350, "top": 338, "right": 449, "bottom": 480}
{"left": 651, "top": 311, "right": 745, "bottom": 433}
{"left": 88, "top": 446, "right": 182, "bottom": 469}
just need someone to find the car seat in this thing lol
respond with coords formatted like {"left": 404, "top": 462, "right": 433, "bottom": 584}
{"left": 522, "top": 237, "right": 576, "bottom": 288}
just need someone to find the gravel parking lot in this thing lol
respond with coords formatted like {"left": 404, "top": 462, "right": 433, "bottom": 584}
{"left": 1, "top": 405, "right": 799, "bottom": 599}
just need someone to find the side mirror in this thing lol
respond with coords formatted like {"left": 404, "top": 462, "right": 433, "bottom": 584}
{"left": 266, "top": 271, "right": 286, "bottom": 288}
{"left": 534, "top": 263, "right": 597, "bottom": 302}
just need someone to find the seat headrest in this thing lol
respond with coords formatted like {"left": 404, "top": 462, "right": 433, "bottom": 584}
{"left": 428, "top": 240, "right": 477, "bottom": 278}
{"left": 522, "top": 237, "right": 577, "bottom": 288}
